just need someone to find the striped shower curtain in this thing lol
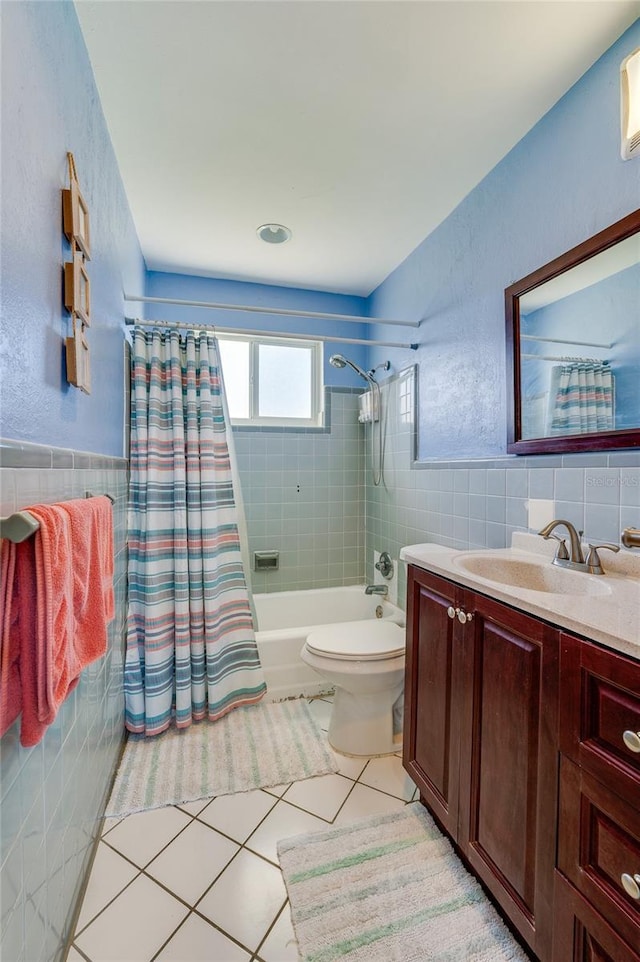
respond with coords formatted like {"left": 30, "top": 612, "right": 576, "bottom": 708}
{"left": 549, "top": 361, "right": 614, "bottom": 435}
{"left": 125, "top": 328, "right": 266, "bottom": 736}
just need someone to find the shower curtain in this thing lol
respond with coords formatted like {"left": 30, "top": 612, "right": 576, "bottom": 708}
{"left": 125, "top": 328, "right": 266, "bottom": 736}
{"left": 549, "top": 361, "right": 613, "bottom": 435}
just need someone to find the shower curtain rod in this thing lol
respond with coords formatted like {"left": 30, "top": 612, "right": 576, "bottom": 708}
{"left": 123, "top": 293, "right": 421, "bottom": 329}
{"left": 521, "top": 334, "right": 612, "bottom": 349}
{"left": 125, "top": 317, "right": 419, "bottom": 351}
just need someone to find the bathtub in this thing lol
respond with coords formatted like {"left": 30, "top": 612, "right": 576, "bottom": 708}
{"left": 254, "top": 585, "right": 405, "bottom": 701}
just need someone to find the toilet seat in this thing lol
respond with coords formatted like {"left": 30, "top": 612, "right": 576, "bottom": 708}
{"left": 305, "top": 620, "right": 405, "bottom": 662}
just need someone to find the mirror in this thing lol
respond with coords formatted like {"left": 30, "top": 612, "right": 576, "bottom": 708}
{"left": 506, "top": 209, "right": 640, "bottom": 454}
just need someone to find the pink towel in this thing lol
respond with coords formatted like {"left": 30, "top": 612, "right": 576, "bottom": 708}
{"left": 0, "top": 496, "right": 115, "bottom": 747}
{"left": 0, "top": 539, "right": 22, "bottom": 736}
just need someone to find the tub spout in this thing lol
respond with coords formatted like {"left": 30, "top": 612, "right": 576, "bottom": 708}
{"left": 365, "top": 584, "right": 388, "bottom": 596}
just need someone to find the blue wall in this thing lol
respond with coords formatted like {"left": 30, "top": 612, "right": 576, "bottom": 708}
{"left": 0, "top": 0, "right": 145, "bottom": 457}
{"left": 0, "top": 4, "right": 143, "bottom": 958}
{"left": 366, "top": 20, "right": 640, "bottom": 460}
{"left": 145, "top": 271, "right": 370, "bottom": 388}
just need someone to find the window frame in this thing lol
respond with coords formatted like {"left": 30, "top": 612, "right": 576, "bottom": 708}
{"left": 217, "top": 332, "right": 325, "bottom": 428}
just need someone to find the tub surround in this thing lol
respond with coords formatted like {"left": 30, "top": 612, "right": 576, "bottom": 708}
{"left": 400, "top": 532, "right": 640, "bottom": 660}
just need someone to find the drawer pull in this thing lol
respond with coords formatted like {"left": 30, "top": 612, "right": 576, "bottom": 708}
{"left": 447, "top": 606, "right": 456, "bottom": 620}
{"left": 622, "top": 730, "right": 640, "bottom": 753}
{"left": 621, "top": 873, "right": 640, "bottom": 899}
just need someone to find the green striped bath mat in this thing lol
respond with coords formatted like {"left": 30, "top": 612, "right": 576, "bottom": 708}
{"left": 106, "top": 699, "right": 337, "bottom": 816}
{"left": 278, "top": 803, "right": 530, "bottom": 962}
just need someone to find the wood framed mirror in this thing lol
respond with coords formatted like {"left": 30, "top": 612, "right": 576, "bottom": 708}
{"left": 506, "top": 209, "right": 640, "bottom": 454}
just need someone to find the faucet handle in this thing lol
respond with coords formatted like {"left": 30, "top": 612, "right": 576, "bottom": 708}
{"left": 585, "top": 542, "right": 620, "bottom": 574}
{"left": 547, "top": 534, "right": 569, "bottom": 561}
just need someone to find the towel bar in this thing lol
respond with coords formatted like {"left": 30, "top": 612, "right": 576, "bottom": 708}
{"left": 0, "top": 494, "right": 114, "bottom": 543}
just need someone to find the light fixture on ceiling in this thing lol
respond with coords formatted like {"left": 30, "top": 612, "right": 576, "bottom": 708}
{"left": 257, "top": 223, "right": 292, "bottom": 244}
{"left": 620, "top": 46, "right": 640, "bottom": 160}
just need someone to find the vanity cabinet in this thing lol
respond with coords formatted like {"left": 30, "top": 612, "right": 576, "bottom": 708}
{"left": 403, "top": 565, "right": 558, "bottom": 960}
{"left": 403, "top": 564, "right": 640, "bottom": 962}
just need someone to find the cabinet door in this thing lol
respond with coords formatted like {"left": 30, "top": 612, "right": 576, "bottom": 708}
{"left": 403, "top": 566, "right": 463, "bottom": 837}
{"left": 459, "top": 593, "right": 559, "bottom": 960}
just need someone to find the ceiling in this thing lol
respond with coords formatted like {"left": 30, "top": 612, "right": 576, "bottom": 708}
{"left": 75, "top": 1, "right": 639, "bottom": 297}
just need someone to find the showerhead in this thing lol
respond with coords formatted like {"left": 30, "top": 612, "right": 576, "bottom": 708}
{"left": 329, "top": 353, "right": 372, "bottom": 382}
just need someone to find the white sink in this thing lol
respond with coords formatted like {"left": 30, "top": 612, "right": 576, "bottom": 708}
{"left": 452, "top": 554, "right": 612, "bottom": 597}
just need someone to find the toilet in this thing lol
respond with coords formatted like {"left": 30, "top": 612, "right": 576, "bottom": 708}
{"left": 301, "top": 620, "right": 406, "bottom": 756}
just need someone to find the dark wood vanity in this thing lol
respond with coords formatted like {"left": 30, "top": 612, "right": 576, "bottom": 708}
{"left": 403, "top": 564, "right": 640, "bottom": 962}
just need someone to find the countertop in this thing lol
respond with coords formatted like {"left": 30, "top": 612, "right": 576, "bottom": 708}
{"left": 400, "top": 532, "right": 640, "bottom": 661}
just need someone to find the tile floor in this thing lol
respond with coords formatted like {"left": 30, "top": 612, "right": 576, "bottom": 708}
{"left": 68, "top": 696, "right": 418, "bottom": 962}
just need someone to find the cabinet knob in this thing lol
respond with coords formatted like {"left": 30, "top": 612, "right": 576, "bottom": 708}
{"left": 622, "top": 730, "right": 640, "bottom": 753}
{"left": 621, "top": 873, "right": 640, "bottom": 900}
{"left": 447, "top": 606, "right": 456, "bottom": 620}
{"left": 457, "top": 609, "right": 474, "bottom": 624}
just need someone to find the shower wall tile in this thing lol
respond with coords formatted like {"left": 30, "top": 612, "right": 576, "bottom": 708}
{"left": 234, "top": 388, "right": 364, "bottom": 594}
{"left": 0, "top": 440, "right": 127, "bottom": 962}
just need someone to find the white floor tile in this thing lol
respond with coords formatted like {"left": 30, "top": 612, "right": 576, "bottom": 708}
{"left": 155, "top": 912, "right": 251, "bottom": 961}
{"left": 100, "top": 816, "right": 124, "bottom": 837}
{"left": 262, "top": 782, "right": 292, "bottom": 798}
{"left": 197, "top": 789, "right": 277, "bottom": 843}
{"left": 258, "top": 903, "right": 299, "bottom": 962}
{"left": 245, "top": 799, "right": 328, "bottom": 864}
{"left": 146, "top": 820, "right": 240, "bottom": 906}
{"left": 282, "top": 772, "right": 353, "bottom": 821}
{"left": 105, "top": 805, "right": 192, "bottom": 868}
{"left": 75, "top": 873, "right": 189, "bottom": 962}
{"left": 75, "top": 842, "right": 139, "bottom": 932}
{"left": 329, "top": 747, "right": 369, "bottom": 780}
{"left": 331, "top": 782, "right": 406, "bottom": 827}
{"left": 196, "top": 848, "right": 287, "bottom": 953}
{"left": 359, "top": 754, "right": 417, "bottom": 801}
{"left": 176, "top": 796, "right": 214, "bottom": 816}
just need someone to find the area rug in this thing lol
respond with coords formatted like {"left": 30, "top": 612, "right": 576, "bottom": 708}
{"left": 278, "top": 803, "right": 530, "bottom": 962}
{"left": 106, "top": 699, "right": 337, "bottom": 816}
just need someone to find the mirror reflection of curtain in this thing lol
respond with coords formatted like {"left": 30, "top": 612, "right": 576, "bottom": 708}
{"left": 548, "top": 361, "right": 614, "bottom": 435}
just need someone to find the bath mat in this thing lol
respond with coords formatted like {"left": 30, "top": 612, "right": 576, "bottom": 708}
{"left": 106, "top": 699, "right": 337, "bottom": 816}
{"left": 278, "top": 803, "right": 529, "bottom": 962}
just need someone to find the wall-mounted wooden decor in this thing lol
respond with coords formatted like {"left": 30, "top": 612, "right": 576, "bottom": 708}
{"left": 63, "top": 152, "right": 92, "bottom": 392}
{"left": 64, "top": 251, "right": 91, "bottom": 325}
{"left": 62, "top": 178, "right": 91, "bottom": 259}
{"left": 65, "top": 320, "right": 91, "bottom": 394}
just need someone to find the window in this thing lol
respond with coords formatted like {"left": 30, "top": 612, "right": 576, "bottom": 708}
{"left": 217, "top": 334, "right": 324, "bottom": 427}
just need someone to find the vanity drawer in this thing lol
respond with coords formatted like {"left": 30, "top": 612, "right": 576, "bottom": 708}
{"left": 553, "top": 872, "right": 640, "bottom": 962}
{"left": 560, "top": 634, "right": 640, "bottom": 805}
{"left": 558, "top": 756, "right": 640, "bottom": 951}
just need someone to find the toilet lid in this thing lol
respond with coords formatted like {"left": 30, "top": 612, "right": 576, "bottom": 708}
{"left": 306, "top": 620, "right": 405, "bottom": 661}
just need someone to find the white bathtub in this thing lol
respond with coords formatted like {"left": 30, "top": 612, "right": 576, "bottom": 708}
{"left": 254, "top": 585, "right": 405, "bottom": 701}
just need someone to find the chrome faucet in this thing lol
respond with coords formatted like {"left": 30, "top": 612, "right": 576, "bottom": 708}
{"left": 365, "top": 584, "right": 388, "bottom": 597}
{"left": 538, "top": 519, "right": 619, "bottom": 574}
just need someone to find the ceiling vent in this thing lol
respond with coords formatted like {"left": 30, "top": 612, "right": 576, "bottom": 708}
{"left": 257, "top": 224, "right": 291, "bottom": 244}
